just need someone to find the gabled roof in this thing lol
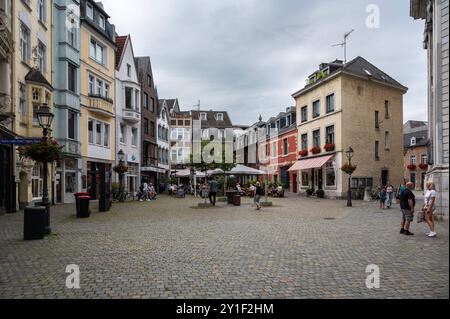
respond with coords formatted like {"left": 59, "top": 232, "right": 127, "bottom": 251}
{"left": 115, "top": 35, "right": 128, "bottom": 69}
{"left": 404, "top": 131, "right": 429, "bottom": 148}
{"left": 25, "top": 69, "right": 53, "bottom": 91}
{"left": 190, "top": 110, "right": 233, "bottom": 128}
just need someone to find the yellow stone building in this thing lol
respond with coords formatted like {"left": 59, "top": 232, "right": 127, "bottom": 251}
{"left": 291, "top": 57, "right": 408, "bottom": 199}
{"left": 11, "top": 0, "right": 54, "bottom": 208}
{"left": 79, "top": 0, "right": 116, "bottom": 199}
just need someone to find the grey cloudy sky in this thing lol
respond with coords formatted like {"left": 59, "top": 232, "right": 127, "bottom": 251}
{"left": 102, "top": 0, "right": 427, "bottom": 125}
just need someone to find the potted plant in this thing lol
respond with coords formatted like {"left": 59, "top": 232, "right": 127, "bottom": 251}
{"left": 18, "top": 139, "right": 63, "bottom": 163}
{"left": 310, "top": 146, "right": 321, "bottom": 155}
{"left": 407, "top": 164, "right": 417, "bottom": 171}
{"left": 113, "top": 163, "right": 129, "bottom": 174}
{"left": 316, "top": 189, "right": 325, "bottom": 198}
{"left": 324, "top": 143, "right": 335, "bottom": 152}
{"left": 341, "top": 163, "right": 357, "bottom": 175}
{"left": 299, "top": 149, "right": 308, "bottom": 157}
{"left": 306, "top": 188, "right": 314, "bottom": 197}
{"left": 419, "top": 163, "right": 428, "bottom": 170}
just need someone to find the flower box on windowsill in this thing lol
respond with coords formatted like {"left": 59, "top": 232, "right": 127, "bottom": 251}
{"left": 299, "top": 149, "right": 308, "bottom": 157}
{"left": 324, "top": 143, "right": 335, "bottom": 152}
{"left": 407, "top": 164, "right": 417, "bottom": 171}
{"left": 418, "top": 163, "right": 428, "bottom": 170}
{"left": 310, "top": 147, "right": 321, "bottom": 155}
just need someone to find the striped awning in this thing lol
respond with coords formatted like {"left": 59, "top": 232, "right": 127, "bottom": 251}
{"left": 288, "top": 154, "right": 334, "bottom": 172}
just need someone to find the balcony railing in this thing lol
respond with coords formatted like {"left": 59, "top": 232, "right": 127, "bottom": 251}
{"left": 57, "top": 138, "right": 81, "bottom": 156}
{"left": 122, "top": 108, "right": 140, "bottom": 123}
{"left": 86, "top": 94, "right": 114, "bottom": 116}
{"left": 0, "top": 11, "right": 12, "bottom": 62}
{"left": 142, "top": 157, "right": 158, "bottom": 167}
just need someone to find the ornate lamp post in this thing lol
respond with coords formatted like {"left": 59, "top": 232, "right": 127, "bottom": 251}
{"left": 345, "top": 146, "right": 354, "bottom": 207}
{"left": 117, "top": 149, "right": 125, "bottom": 201}
{"left": 36, "top": 103, "right": 55, "bottom": 234}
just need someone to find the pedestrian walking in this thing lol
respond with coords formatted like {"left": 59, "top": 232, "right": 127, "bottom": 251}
{"left": 423, "top": 182, "right": 437, "bottom": 238}
{"left": 400, "top": 182, "right": 416, "bottom": 236}
{"left": 386, "top": 183, "right": 394, "bottom": 209}
{"left": 254, "top": 182, "right": 263, "bottom": 210}
{"left": 148, "top": 183, "right": 156, "bottom": 201}
{"left": 379, "top": 187, "right": 387, "bottom": 209}
{"left": 209, "top": 178, "right": 218, "bottom": 206}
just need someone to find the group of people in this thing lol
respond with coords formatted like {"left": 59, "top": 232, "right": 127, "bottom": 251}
{"left": 398, "top": 181, "right": 437, "bottom": 238}
{"left": 137, "top": 182, "right": 157, "bottom": 202}
{"left": 378, "top": 184, "right": 395, "bottom": 209}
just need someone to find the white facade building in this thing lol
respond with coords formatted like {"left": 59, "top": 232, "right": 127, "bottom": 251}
{"left": 115, "top": 35, "right": 141, "bottom": 194}
{"left": 157, "top": 100, "right": 170, "bottom": 181}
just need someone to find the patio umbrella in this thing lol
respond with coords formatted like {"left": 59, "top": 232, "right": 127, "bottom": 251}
{"left": 227, "top": 164, "right": 264, "bottom": 176}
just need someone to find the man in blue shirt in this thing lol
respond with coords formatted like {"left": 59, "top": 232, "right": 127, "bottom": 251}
{"left": 209, "top": 178, "right": 218, "bottom": 206}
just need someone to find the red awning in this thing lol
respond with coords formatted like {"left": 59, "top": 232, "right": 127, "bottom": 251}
{"left": 288, "top": 154, "right": 334, "bottom": 172}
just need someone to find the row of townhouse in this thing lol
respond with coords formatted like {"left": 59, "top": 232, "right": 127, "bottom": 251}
{"left": 237, "top": 57, "right": 408, "bottom": 199}
{"left": 0, "top": 0, "right": 176, "bottom": 213}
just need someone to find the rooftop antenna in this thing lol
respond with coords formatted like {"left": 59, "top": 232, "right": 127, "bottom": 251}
{"left": 332, "top": 29, "right": 354, "bottom": 64}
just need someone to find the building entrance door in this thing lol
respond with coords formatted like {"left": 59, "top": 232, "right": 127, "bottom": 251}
{"left": 292, "top": 174, "right": 298, "bottom": 193}
{"left": 381, "top": 170, "right": 389, "bottom": 187}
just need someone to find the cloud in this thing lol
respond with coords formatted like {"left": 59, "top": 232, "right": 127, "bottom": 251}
{"left": 101, "top": 0, "right": 428, "bottom": 125}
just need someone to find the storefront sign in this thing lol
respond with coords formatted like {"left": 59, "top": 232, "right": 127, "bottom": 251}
{"left": 0, "top": 138, "right": 42, "bottom": 145}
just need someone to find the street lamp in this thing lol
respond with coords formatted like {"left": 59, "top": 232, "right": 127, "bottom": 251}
{"left": 345, "top": 146, "right": 354, "bottom": 207}
{"left": 36, "top": 103, "right": 54, "bottom": 235}
{"left": 117, "top": 149, "right": 125, "bottom": 201}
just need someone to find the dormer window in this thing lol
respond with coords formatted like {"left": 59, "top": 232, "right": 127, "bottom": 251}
{"left": 98, "top": 14, "right": 106, "bottom": 30}
{"left": 216, "top": 113, "right": 223, "bottom": 121}
{"left": 411, "top": 137, "right": 417, "bottom": 146}
{"left": 127, "top": 64, "right": 131, "bottom": 77}
{"left": 200, "top": 113, "right": 207, "bottom": 121}
{"left": 86, "top": 3, "right": 94, "bottom": 20}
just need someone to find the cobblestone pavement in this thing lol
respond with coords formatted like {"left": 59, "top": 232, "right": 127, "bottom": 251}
{"left": 0, "top": 194, "right": 448, "bottom": 299}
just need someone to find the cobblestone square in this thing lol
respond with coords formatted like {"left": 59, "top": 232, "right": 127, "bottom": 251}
{"left": 0, "top": 195, "right": 448, "bottom": 299}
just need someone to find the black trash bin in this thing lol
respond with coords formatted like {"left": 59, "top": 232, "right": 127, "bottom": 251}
{"left": 24, "top": 206, "right": 46, "bottom": 240}
{"left": 233, "top": 195, "right": 241, "bottom": 206}
{"left": 35, "top": 201, "right": 51, "bottom": 235}
{"left": 78, "top": 196, "right": 91, "bottom": 218}
{"left": 74, "top": 192, "right": 90, "bottom": 217}
{"left": 226, "top": 190, "right": 237, "bottom": 204}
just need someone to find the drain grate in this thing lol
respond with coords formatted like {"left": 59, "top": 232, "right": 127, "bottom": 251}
{"left": 324, "top": 217, "right": 336, "bottom": 220}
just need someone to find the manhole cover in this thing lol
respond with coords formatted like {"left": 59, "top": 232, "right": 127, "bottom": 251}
{"left": 324, "top": 218, "right": 336, "bottom": 220}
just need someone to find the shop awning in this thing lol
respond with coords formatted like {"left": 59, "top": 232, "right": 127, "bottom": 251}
{"left": 288, "top": 154, "right": 334, "bottom": 172}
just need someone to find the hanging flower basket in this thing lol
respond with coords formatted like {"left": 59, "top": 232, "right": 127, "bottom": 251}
{"left": 113, "top": 163, "right": 128, "bottom": 174}
{"left": 18, "top": 139, "right": 63, "bottom": 163}
{"left": 310, "top": 146, "right": 321, "bottom": 155}
{"left": 341, "top": 163, "right": 357, "bottom": 175}
{"left": 324, "top": 143, "right": 335, "bottom": 152}
{"left": 299, "top": 149, "right": 309, "bottom": 157}
{"left": 407, "top": 164, "right": 417, "bottom": 171}
{"left": 419, "top": 163, "right": 428, "bottom": 170}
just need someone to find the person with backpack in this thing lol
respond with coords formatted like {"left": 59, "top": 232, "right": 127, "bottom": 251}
{"left": 254, "top": 182, "right": 263, "bottom": 211}
{"left": 399, "top": 182, "right": 416, "bottom": 236}
{"left": 379, "top": 187, "right": 387, "bottom": 209}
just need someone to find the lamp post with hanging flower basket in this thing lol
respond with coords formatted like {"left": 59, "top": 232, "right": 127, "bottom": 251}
{"left": 18, "top": 104, "right": 58, "bottom": 234}
{"left": 113, "top": 150, "right": 128, "bottom": 202}
{"left": 341, "top": 147, "right": 356, "bottom": 207}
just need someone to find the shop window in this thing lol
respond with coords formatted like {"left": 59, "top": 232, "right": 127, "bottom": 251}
{"left": 301, "top": 171, "right": 309, "bottom": 186}
{"left": 325, "top": 162, "right": 336, "bottom": 187}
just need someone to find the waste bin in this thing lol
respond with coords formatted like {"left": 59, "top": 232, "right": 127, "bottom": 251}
{"left": 233, "top": 195, "right": 241, "bottom": 206}
{"left": 78, "top": 196, "right": 91, "bottom": 218}
{"left": 35, "top": 201, "right": 51, "bottom": 235}
{"left": 226, "top": 191, "right": 237, "bottom": 204}
{"left": 74, "top": 192, "right": 90, "bottom": 217}
{"left": 24, "top": 206, "right": 46, "bottom": 240}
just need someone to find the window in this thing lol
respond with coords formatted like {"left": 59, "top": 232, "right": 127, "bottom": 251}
{"left": 301, "top": 134, "right": 308, "bottom": 150}
{"left": 67, "top": 21, "right": 76, "bottom": 46}
{"left": 104, "top": 83, "right": 110, "bottom": 98}
{"left": 326, "top": 125, "right": 335, "bottom": 144}
{"left": 421, "top": 154, "right": 428, "bottom": 164}
{"left": 283, "top": 138, "right": 288, "bottom": 156}
{"left": 68, "top": 63, "right": 77, "bottom": 93}
{"left": 103, "top": 124, "right": 110, "bottom": 147}
{"left": 36, "top": 42, "right": 46, "bottom": 73}
{"left": 143, "top": 93, "right": 149, "bottom": 109}
{"left": 325, "top": 162, "right": 336, "bottom": 187}
{"left": 88, "top": 119, "right": 94, "bottom": 143}
{"left": 313, "top": 130, "right": 320, "bottom": 148}
{"left": 150, "top": 98, "right": 155, "bottom": 112}
{"left": 313, "top": 100, "right": 320, "bottom": 118}
{"left": 384, "top": 131, "right": 390, "bottom": 149}
{"left": 147, "top": 75, "right": 152, "bottom": 86}
{"left": 38, "top": 0, "right": 46, "bottom": 22}
{"left": 90, "top": 39, "right": 105, "bottom": 64}
{"left": 68, "top": 111, "right": 76, "bottom": 140}
{"left": 33, "top": 103, "right": 39, "bottom": 125}
{"left": 32, "top": 165, "right": 43, "bottom": 199}
{"left": 120, "top": 124, "right": 126, "bottom": 144}
{"left": 86, "top": 3, "right": 94, "bottom": 19}
{"left": 19, "top": 83, "right": 26, "bottom": 121}
{"left": 301, "top": 171, "right": 309, "bottom": 186}
{"left": 32, "top": 88, "right": 41, "bottom": 102}
{"left": 301, "top": 106, "right": 308, "bottom": 123}
{"left": 98, "top": 14, "right": 105, "bottom": 30}
{"left": 131, "top": 128, "right": 138, "bottom": 146}
{"left": 385, "top": 100, "right": 390, "bottom": 119}
{"left": 375, "top": 141, "right": 380, "bottom": 160}
{"left": 96, "top": 122, "right": 102, "bottom": 145}
{"left": 88, "top": 75, "right": 94, "bottom": 94}
{"left": 96, "top": 79, "right": 103, "bottom": 96}
{"left": 375, "top": 111, "right": 380, "bottom": 129}
{"left": 144, "top": 118, "right": 149, "bottom": 135}
{"left": 200, "top": 113, "right": 207, "bottom": 121}
{"left": 150, "top": 121, "right": 155, "bottom": 137}
{"left": 326, "top": 94, "right": 335, "bottom": 113}
{"left": 216, "top": 113, "right": 224, "bottom": 121}
{"left": 125, "top": 87, "right": 133, "bottom": 108}
{"left": 410, "top": 137, "right": 416, "bottom": 146}
{"left": 20, "top": 24, "right": 30, "bottom": 62}
{"left": 272, "top": 142, "right": 277, "bottom": 158}
{"left": 410, "top": 155, "right": 417, "bottom": 165}
{"left": 127, "top": 64, "right": 131, "bottom": 77}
